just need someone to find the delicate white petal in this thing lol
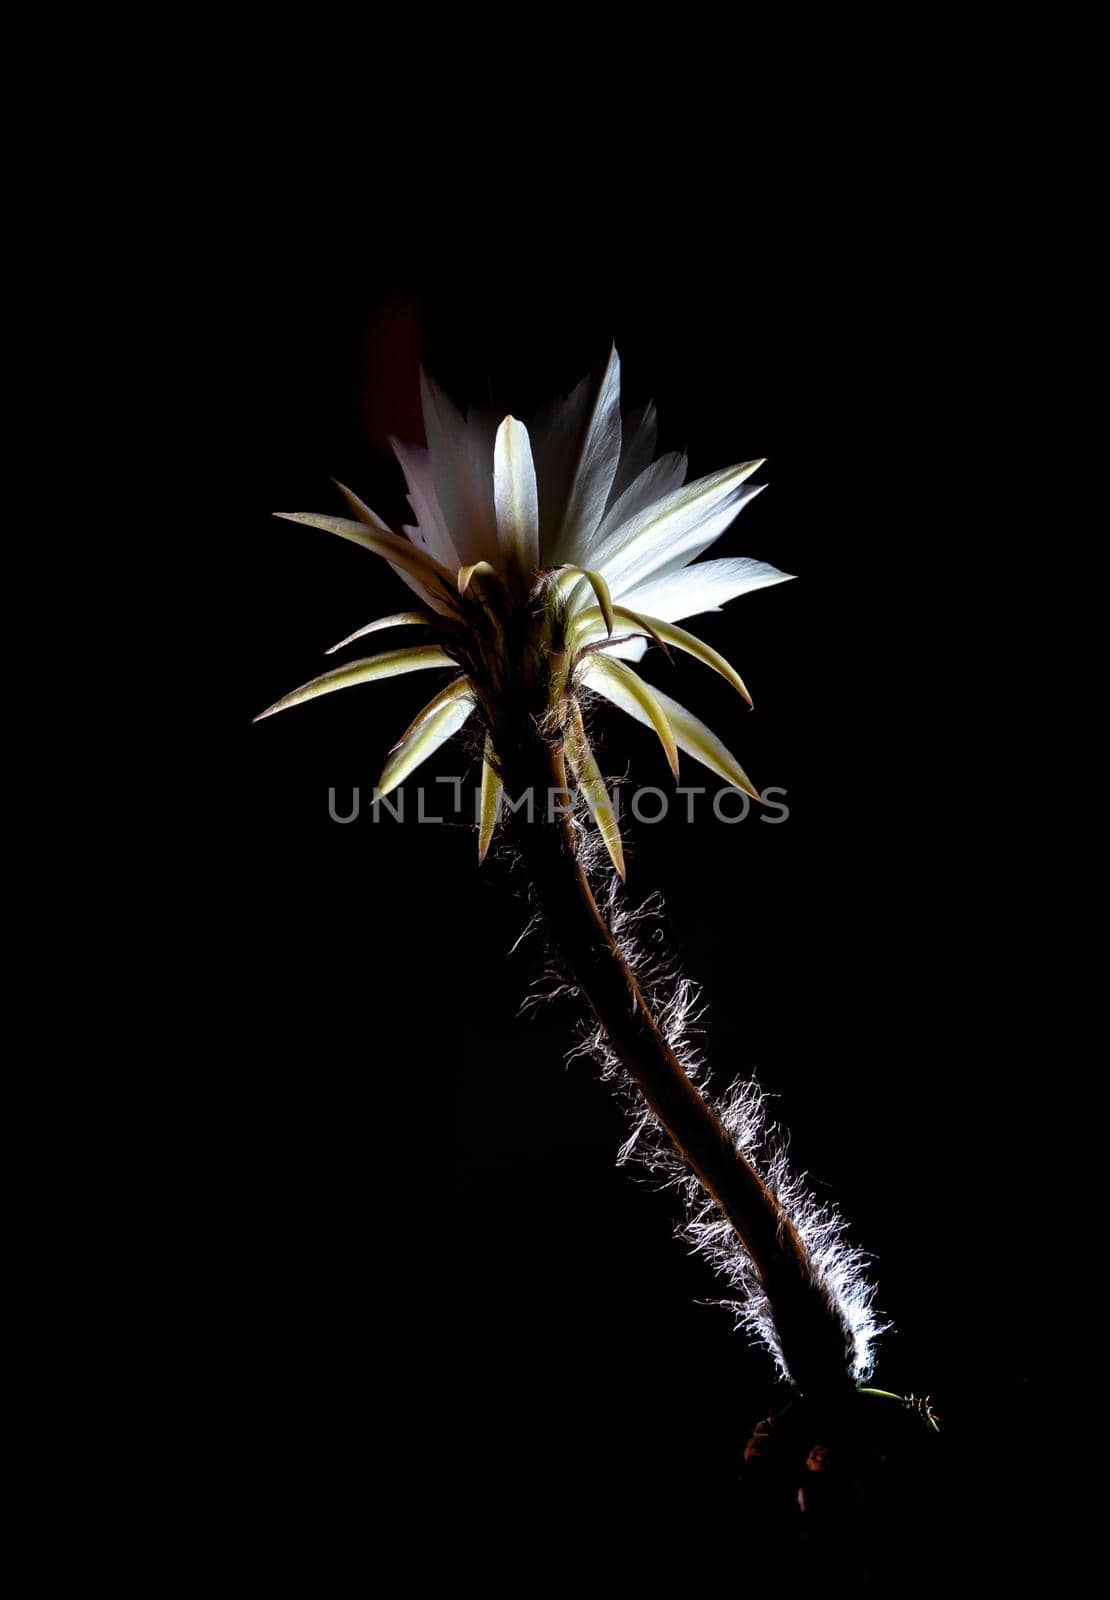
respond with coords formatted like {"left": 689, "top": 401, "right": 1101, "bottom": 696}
{"left": 377, "top": 689, "right": 475, "bottom": 795}
{"left": 593, "top": 451, "right": 688, "bottom": 545}
{"left": 581, "top": 664, "right": 759, "bottom": 800}
{"left": 577, "top": 655, "right": 679, "bottom": 779}
{"left": 607, "top": 481, "right": 766, "bottom": 596}
{"left": 606, "top": 400, "right": 659, "bottom": 512}
{"left": 254, "top": 647, "right": 457, "bottom": 722}
{"left": 325, "top": 612, "right": 438, "bottom": 655}
{"left": 493, "top": 415, "right": 540, "bottom": 573}
{"left": 530, "top": 371, "right": 595, "bottom": 559}
{"left": 419, "top": 368, "right": 498, "bottom": 566}
{"left": 550, "top": 345, "right": 624, "bottom": 565}
{"left": 614, "top": 556, "right": 793, "bottom": 622}
{"left": 587, "top": 460, "right": 766, "bottom": 595}
{"left": 531, "top": 358, "right": 645, "bottom": 550}
{"left": 390, "top": 438, "right": 460, "bottom": 569}
{"left": 565, "top": 700, "right": 625, "bottom": 880}
{"left": 602, "top": 635, "right": 650, "bottom": 662}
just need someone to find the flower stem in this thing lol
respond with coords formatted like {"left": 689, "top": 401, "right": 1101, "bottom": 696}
{"left": 507, "top": 733, "right": 856, "bottom": 1399}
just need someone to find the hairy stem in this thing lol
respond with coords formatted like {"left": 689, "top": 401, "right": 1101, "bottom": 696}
{"left": 507, "top": 733, "right": 856, "bottom": 1398}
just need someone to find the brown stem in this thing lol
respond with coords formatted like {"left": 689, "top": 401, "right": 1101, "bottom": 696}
{"left": 506, "top": 734, "right": 855, "bottom": 1398}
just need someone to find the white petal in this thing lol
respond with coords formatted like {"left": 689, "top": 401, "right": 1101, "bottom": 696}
{"left": 606, "top": 400, "right": 659, "bottom": 511}
{"left": 614, "top": 556, "right": 794, "bottom": 622}
{"left": 419, "top": 369, "right": 498, "bottom": 566}
{"left": 530, "top": 370, "right": 595, "bottom": 560}
{"left": 587, "top": 460, "right": 765, "bottom": 595}
{"left": 377, "top": 690, "right": 475, "bottom": 795}
{"left": 493, "top": 415, "right": 540, "bottom": 574}
{"left": 390, "top": 438, "right": 460, "bottom": 570}
{"left": 592, "top": 451, "right": 689, "bottom": 546}
{"left": 608, "top": 481, "right": 766, "bottom": 595}
{"left": 602, "top": 636, "right": 650, "bottom": 661}
{"left": 550, "top": 345, "right": 624, "bottom": 565}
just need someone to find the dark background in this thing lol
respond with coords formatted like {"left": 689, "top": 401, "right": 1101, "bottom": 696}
{"left": 212, "top": 170, "right": 1051, "bottom": 1578}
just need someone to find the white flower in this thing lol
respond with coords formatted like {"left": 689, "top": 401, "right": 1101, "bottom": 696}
{"left": 257, "top": 346, "right": 792, "bottom": 875}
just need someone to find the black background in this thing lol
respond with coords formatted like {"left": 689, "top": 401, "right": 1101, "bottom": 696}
{"left": 210, "top": 154, "right": 1052, "bottom": 1579}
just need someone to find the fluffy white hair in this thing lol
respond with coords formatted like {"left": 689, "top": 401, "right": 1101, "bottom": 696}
{"left": 519, "top": 797, "right": 887, "bottom": 1383}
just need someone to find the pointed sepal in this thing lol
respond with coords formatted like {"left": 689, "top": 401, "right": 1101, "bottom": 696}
{"left": 377, "top": 687, "right": 475, "bottom": 796}
{"left": 564, "top": 699, "right": 626, "bottom": 880}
